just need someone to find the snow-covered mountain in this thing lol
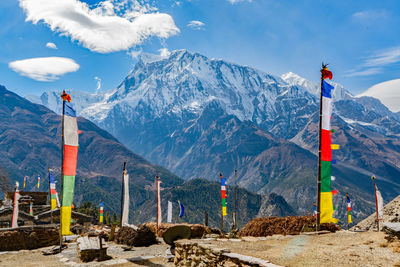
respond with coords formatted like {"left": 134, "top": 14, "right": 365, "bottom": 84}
{"left": 27, "top": 49, "right": 400, "bottom": 222}
{"left": 358, "top": 79, "right": 400, "bottom": 113}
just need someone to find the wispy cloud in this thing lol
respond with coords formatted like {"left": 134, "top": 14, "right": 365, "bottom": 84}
{"left": 18, "top": 0, "right": 179, "bottom": 53}
{"left": 344, "top": 67, "right": 382, "bottom": 77}
{"left": 94, "top": 76, "right": 101, "bottom": 91}
{"left": 9, "top": 57, "right": 79, "bottom": 81}
{"left": 345, "top": 46, "right": 400, "bottom": 77}
{"left": 46, "top": 42, "right": 57, "bottom": 49}
{"left": 227, "top": 0, "right": 252, "bottom": 4}
{"left": 187, "top": 20, "right": 205, "bottom": 30}
{"left": 364, "top": 46, "right": 400, "bottom": 67}
{"left": 352, "top": 10, "right": 387, "bottom": 21}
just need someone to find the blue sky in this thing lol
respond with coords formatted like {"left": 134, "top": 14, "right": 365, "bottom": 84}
{"left": 0, "top": 0, "right": 399, "bottom": 97}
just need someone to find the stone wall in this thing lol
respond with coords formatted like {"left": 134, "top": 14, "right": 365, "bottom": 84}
{"left": 174, "top": 239, "right": 280, "bottom": 267}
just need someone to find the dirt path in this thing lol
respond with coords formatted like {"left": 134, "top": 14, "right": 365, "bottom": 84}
{"left": 208, "top": 231, "right": 400, "bottom": 267}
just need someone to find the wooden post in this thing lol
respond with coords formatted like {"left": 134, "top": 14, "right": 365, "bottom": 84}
{"left": 59, "top": 93, "right": 66, "bottom": 252}
{"left": 204, "top": 210, "right": 208, "bottom": 227}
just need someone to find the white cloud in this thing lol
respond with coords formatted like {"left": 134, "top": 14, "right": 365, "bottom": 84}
{"left": 187, "top": 20, "right": 205, "bottom": 30}
{"left": 345, "top": 46, "right": 400, "bottom": 77}
{"left": 364, "top": 46, "right": 400, "bottom": 67}
{"left": 9, "top": 57, "right": 80, "bottom": 81}
{"left": 94, "top": 76, "right": 101, "bottom": 91}
{"left": 344, "top": 67, "right": 382, "bottom": 77}
{"left": 46, "top": 42, "right": 57, "bottom": 49}
{"left": 227, "top": 0, "right": 252, "bottom": 4}
{"left": 18, "top": 0, "right": 180, "bottom": 53}
{"left": 158, "top": 48, "right": 170, "bottom": 57}
{"left": 352, "top": 10, "right": 387, "bottom": 21}
{"left": 127, "top": 48, "right": 143, "bottom": 59}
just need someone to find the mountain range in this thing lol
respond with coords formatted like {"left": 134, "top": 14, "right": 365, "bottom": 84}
{"left": 0, "top": 84, "right": 294, "bottom": 229}
{"left": 27, "top": 50, "right": 400, "bottom": 223}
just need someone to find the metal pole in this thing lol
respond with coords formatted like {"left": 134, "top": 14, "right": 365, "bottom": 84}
{"left": 234, "top": 169, "right": 238, "bottom": 229}
{"left": 317, "top": 64, "right": 324, "bottom": 228}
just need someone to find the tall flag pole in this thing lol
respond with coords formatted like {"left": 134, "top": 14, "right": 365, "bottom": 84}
{"left": 220, "top": 173, "right": 227, "bottom": 232}
{"left": 156, "top": 176, "right": 162, "bottom": 228}
{"left": 60, "top": 90, "right": 79, "bottom": 236}
{"left": 37, "top": 175, "right": 40, "bottom": 189}
{"left": 49, "top": 169, "right": 57, "bottom": 210}
{"left": 372, "top": 176, "right": 384, "bottom": 231}
{"left": 178, "top": 200, "right": 184, "bottom": 218}
{"left": 11, "top": 182, "right": 20, "bottom": 228}
{"left": 317, "top": 64, "right": 338, "bottom": 226}
{"left": 29, "top": 202, "right": 33, "bottom": 216}
{"left": 167, "top": 201, "right": 172, "bottom": 223}
{"left": 99, "top": 201, "right": 104, "bottom": 223}
{"left": 346, "top": 193, "right": 352, "bottom": 226}
{"left": 120, "top": 162, "right": 130, "bottom": 226}
{"left": 313, "top": 201, "right": 317, "bottom": 219}
{"left": 234, "top": 169, "right": 238, "bottom": 230}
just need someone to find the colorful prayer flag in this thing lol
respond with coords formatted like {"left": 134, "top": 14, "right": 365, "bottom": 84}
{"left": 220, "top": 173, "right": 227, "bottom": 216}
{"left": 60, "top": 91, "right": 79, "bottom": 236}
{"left": 49, "top": 172, "right": 57, "bottom": 210}
{"left": 99, "top": 201, "right": 104, "bottom": 223}
{"left": 23, "top": 176, "right": 26, "bottom": 189}
{"left": 319, "top": 70, "right": 338, "bottom": 224}
{"left": 29, "top": 202, "right": 33, "bottom": 216}
{"left": 37, "top": 175, "right": 40, "bottom": 189}
{"left": 346, "top": 193, "right": 352, "bottom": 224}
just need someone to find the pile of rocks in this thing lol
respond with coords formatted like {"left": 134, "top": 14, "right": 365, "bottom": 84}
{"left": 115, "top": 225, "right": 157, "bottom": 247}
{"left": 0, "top": 225, "right": 59, "bottom": 251}
{"left": 174, "top": 240, "right": 280, "bottom": 267}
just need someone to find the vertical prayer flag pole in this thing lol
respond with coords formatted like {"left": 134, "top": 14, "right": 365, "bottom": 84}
{"left": 220, "top": 173, "right": 227, "bottom": 232}
{"left": 120, "top": 162, "right": 126, "bottom": 227}
{"left": 60, "top": 90, "right": 79, "bottom": 242}
{"left": 372, "top": 176, "right": 384, "bottom": 231}
{"left": 49, "top": 169, "right": 57, "bottom": 210}
{"left": 23, "top": 176, "right": 26, "bottom": 190}
{"left": 156, "top": 175, "right": 162, "bottom": 228}
{"left": 346, "top": 193, "right": 352, "bottom": 228}
{"left": 317, "top": 63, "right": 336, "bottom": 227}
{"left": 29, "top": 202, "right": 33, "bottom": 216}
{"left": 99, "top": 201, "right": 104, "bottom": 224}
{"left": 234, "top": 169, "right": 238, "bottom": 230}
{"left": 11, "top": 182, "right": 20, "bottom": 228}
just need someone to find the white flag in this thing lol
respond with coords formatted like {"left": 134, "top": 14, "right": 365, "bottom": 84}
{"left": 167, "top": 201, "right": 172, "bottom": 223}
{"left": 121, "top": 170, "right": 130, "bottom": 226}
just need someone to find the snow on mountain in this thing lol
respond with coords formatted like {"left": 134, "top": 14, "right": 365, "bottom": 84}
{"left": 358, "top": 79, "right": 400, "bottom": 112}
{"left": 281, "top": 71, "right": 353, "bottom": 101}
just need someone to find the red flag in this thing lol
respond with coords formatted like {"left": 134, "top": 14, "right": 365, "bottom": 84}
{"left": 61, "top": 90, "right": 72, "bottom": 102}
{"left": 321, "top": 68, "right": 333, "bottom": 80}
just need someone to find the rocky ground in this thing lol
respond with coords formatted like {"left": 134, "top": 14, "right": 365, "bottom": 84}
{"left": 1, "top": 230, "right": 399, "bottom": 267}
{"left": 353, "top": 194, "right": 400, "bottom": 231}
